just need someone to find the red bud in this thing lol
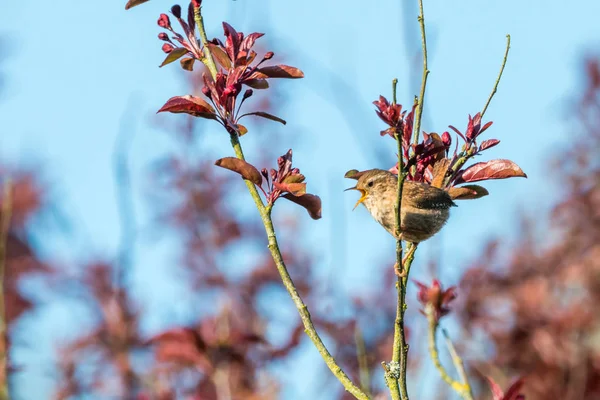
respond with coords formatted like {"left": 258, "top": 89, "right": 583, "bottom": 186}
{"left": 263, "top": 51, "right": 274, "bottom": 60}
{"left": 201, "top": 86, "right": 210, "bottom": 97}
{"left": 161, "top": 43, "right": 175, "bottom": 53}
{"left": 158, "top": 32, "right": 169, "bottom": 41}
{"left": 158, "top": 13, "right": 171, "bottom": 29}
{"left": 242, "top": 89, "right": 253, "bottom": 100}
{"left": 442, "top": 131, "right": 451, "bottom": 147}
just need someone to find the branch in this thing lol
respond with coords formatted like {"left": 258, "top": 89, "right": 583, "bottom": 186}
{"left": 481, "top": 34, "right": 511, "bottom": 117}
{"left": 194, "top": 7, "right": 368, "bottom": 399}
{"left": 0, "top": 180, "right": 12, "bottom": 400}
{"left": 412, "top": 0, "right": 429, "bottom": 147}
{"left": 426, "top": 306, "right": 473, "bottom": 400}
{"left": 442, "top": 328, "right": 474, "bottom": 400}
{"left": 194, "top": 4, "right": 218, "bottom": 80}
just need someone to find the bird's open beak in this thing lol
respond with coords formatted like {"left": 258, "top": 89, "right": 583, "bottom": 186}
{"left": 344, "top": 187, "right": 368, "bottom": 210}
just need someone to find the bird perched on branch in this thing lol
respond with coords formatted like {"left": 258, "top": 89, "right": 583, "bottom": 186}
{"left": 345, "top": 169, "right": 455, "bottom": 243}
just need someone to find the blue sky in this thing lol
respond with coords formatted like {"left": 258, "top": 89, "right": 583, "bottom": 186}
{"left": 1, "top": 0, "right": 600, "bottom": 398}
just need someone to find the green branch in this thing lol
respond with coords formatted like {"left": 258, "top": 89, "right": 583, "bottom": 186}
{"left": 412, "top": 0, "right": 429, "bottom": 147}
{"left": 481, "top": 34, "right": 511, "bottom": 117}
{"left": 193, "top": 4, "right": 218, "bottom": 79}
{"left": 426, "top": 306, "right": 473, "bottom": 400}
{"left": 194, "top": 6, "right": 367, "bottom": 399}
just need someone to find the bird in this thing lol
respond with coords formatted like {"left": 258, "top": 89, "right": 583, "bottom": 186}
{"left": 345, "top": 169, "right": 456, "bottom": 243}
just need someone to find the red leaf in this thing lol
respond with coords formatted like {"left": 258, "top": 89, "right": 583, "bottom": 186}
{"left": 215, "top": 157, "right": 262, "bottom": 186}
{"left": 241, "top": 111, "right": 286, "bottom": 125}
{"left": 273, "top": 182, "right": 306, "bottom": 196}
{"left": 252, "top": 65, "right": 304, "bottom": 79}
{"left": 180, "top": 57, "right": 195, "bottom": 71}
{"left": 503, "top": 378, "right": 525, "bottom": 400}
{"left": 157, "top": 95, "right": 217, "bottom": 119}
{"left": 222, "top": 22, "right": 240, "bottom": 62}
{"left": 236, "top": 124, "right": 248, "bottom": 136}
{"left": 240, "top": 32, "right": 264, "bottom": 52}
{"left": 125, "top": 0, "right": 150, "bottom": 9}
{"left": 447, "top": 184, "right": 489, "bottom": 200}
{"left": 159, "top": 47, "right": 189, "bottom": 67}
{"left": 282, "top": 193, "right": 322, "bottom": 220}
{"left": 206, "top": 43, "right": 232, "bottom": 69}
{"left": 487, "top": 377, "right": 505, "bottom": 400}
{"left": 455, "top": 159, "right": 527, "bottom": 184}
{"left": 479, "top": 139, "right": 500, "bottom": 152}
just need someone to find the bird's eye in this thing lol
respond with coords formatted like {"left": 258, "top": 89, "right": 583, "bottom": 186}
{"left": 367, "top": 181, "right": 374, "bottom": 188}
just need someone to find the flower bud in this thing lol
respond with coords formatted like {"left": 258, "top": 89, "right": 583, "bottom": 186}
{"left": 263, "top": 51, "right": 274, "bottom": 60}
{"left": 158, "top": 14, "right": 171, "bottom": 29}
{"left": 170, "top": 5, "right": 182, "bottom": 18}
{"left": 442, "top": 131, "right": 451, "bottom": 147}
{"left": 158, "top": 32, "right": 169, "bottom": 41}
{"left": 192, "top": 0, "right": 202, "bottom": 7}
{"left": 201, "top": 86, "right": 211, "bottom": 97}
{"left": 242, "top": 89, "right": 253, "bottom": 101}
{"left": 161, "top": 43, "right": 175, "bottom": 53}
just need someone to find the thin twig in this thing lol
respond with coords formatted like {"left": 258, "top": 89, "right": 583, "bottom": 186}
{"left": 0, "top": 180, "right": 12, "bottom": 400}
{"left": 392, "top": 78, "right": 398, "bottom": 105}
{"left": 194, "top": 7, "right": 368, "bottom": 399}
{"left": 481, "top": 35, "right": 511, "bottom": 117}
{"left": 442, "top": 328, "right": 474, "bottom": 400}
{"left": 426, "top": 306, "right": 472, "bottom": 399}
{"left": 412, "top": 0, "right": 429, "bottom": 147}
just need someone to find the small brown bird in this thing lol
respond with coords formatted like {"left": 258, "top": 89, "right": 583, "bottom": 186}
{"left": 345, "top": 169, "right": 456, "bottom": 243}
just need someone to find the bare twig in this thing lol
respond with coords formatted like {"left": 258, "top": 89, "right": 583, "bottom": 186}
{"left": 412, "top": 0, "right": 429, "bottom": 147}
{"left": 442, "top": 328, "right": 474, "bottom": 400}
{"left": 481, "top": 35, "right": 511, "bottom": 117}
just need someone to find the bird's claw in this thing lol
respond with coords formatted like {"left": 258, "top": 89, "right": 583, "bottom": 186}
{"left": 394, "top": 262, "right": 406, "bottom": 277}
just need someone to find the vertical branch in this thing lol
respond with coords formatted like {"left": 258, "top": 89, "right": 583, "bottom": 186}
{"left": 0, "top": 180, "right": 12, "bottom": 400}
{"left": 194, "top": 4, "right": 218, "bottom": 80}
{"left": 481, "top": 35, "right": 511, "bottom": 117}
{"left": 412, "top": 0, "right": 429, "bottom": 147}
{"left": 193, "top": 6, "right": 368, "bottom": 399}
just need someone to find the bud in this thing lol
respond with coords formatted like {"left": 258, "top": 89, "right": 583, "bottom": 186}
{"left": 158, "top": 13, "right": 171, "bottom": 29}
{"left": 201, "top": 86, "right": 210, "bottom": 97}
{"left": 291, "top": 168, "right": 300, "bottom": 175}
{"left": 242, "top": 89, "right": 253, "bottom": 101}
{"left": 161, "top": 43, "right": 175, "bottom": 53}
{"left": 263, "top": 51, "right": 274, "bottom": 60}
{"left": 270, "top": 169, "right": 277, "bottom": 180}
{"left": 223, "top": 84, "right": 238, "bottom": 97}
{"left": 158, "top": 32, "right": 169, "bottom": 41}
{"left": 261, "top": 168, "right": 269, "bottom": 180}
{"left": 192, "top": 0, "right": 202, "bottom": 7}
{"left": 441, "top": 131, "right": 451, "bottom": 148}
{"left": 170, "top": 4, "right": 182, "bottom": 18}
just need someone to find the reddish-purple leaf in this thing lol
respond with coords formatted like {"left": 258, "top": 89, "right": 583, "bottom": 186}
{"left": 157, "top": 95, "right": 217, "bottom": 119}
{"left": 243, "top": 79, "right": 269, "bottom": 89}
{"left": 252, "top": 65, "right": 304, "bottom": 79}
{"left": 282, "top": 174, "right": 305, "bottom": 184}
{"left": 159, "top": 47, "right": 189, "bottom": 67}
{"left": 215, "top": 157, "right": 262, "bottom": 186}
{"left": 454, "top": 159, "right": 527, "bottom": 184}
{"left": 222, "top": 22, "right": 240, "bottom": 62}
{"left": 479, "top": 139, "right": 500, "bottom": 152}
{"left": 273, "top": 182, "right": 306, "bottom": 196}
{"left": 125, "top": 0, "right": 149, "bottom": 9}
{"left": 240, "top": 32, "right": 264, "bottom": 52}
{"left": 282, "top": 193, "right": 322, "bottom": 220}
{"left": 448, "top": 125, "right": 467, "bottom": 142}
{"left": 206, "top": 43, "right": 232, "bottom": 69}
{"left": 180, "top": 57, "right": 195, "bottom": 71}
{"left": 447, "top": 184, "right": 489, "bottom": 200}
{"left": 487, "top": 377, "right": 506, "bottom": 400}
{"left": 241, "top": 111, "right": 286, "bottom": 125}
